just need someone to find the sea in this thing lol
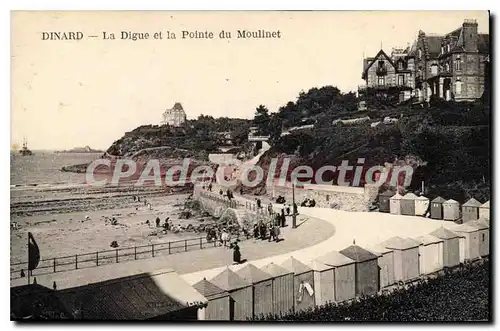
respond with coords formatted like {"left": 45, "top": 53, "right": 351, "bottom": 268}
{"left": 10, "top": 151, "right": 102, "bottom": 187}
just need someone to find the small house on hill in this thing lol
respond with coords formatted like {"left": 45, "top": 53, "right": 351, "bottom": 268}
{"left": 317, "top": 251, "right": 356, "bottom": 302}
{"left": 260, "top": 263, "right": 294, "bottom": 317}
{"left": 378, "top": 190, "right": 395, "bottom": 213}
{"left": 280, "top": 257, "right": 315, "bottom": 312}
{"left": 339, "top": 245, "right": 379, "bottom": 296}
{"left": 235, "top": 264, "right": 273, "bottom": 318}
{"left": 400, "top": 193, "right": 418, "bottom": 216}
{"left": 462, "top": 198, "right": 482, "bottom": 222}
{"left": 193, "top": 278, "right": 230, "bottom": 321}
{"left": 479, "top": 201, "right": 490, "bottom": 220}
{"left": 209, "top": 268, "right": 253, "bottom": 321}
{"left": 429, "top": 227, "right": 462, "bottom": 267}
{"left": 430, "top": 196, "right": 446, "bottom": 220}
{"left": 390, "top": 193, "right": 403, "bottom": 215}
{"left": 415, "top": 195, "right": 430, "bottom": 216}
{"left": 443, "top": 199, "right": 460, "bottom": 221}
{"left": 381, "top": 236, "right": 420, "bottom": 282}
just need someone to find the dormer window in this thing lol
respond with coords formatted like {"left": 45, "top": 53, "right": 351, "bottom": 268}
{"left": 398, "top": 61, "right": 403, "bottom": 70}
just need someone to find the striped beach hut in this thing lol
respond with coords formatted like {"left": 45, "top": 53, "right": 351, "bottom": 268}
{"left": 462, "top": 198, "right": 482, "bottom": 222}
{"left": 479, "top": 201, "right": 490, "bottom": 220}
{"left": 307, "top": 260, "right": 335, "bottom": 306}
{"left": 317, "top": 251, "right": 356, "bottom": 302}
{"left": 443, "top": 199, "right": 460, "bottom": 221}
{"left": 280, "top": 257, "right": 315, "bottom": 312}
{"left": 193, "top": 278, "right": 230, "bottom": 321}
{"left": 260, "top": 263, "right": 294, "bottom": 317}
{"left": 429, "top": 227, "right": 462, "bottom": 267}
{"left": 415, "top": 195, "right": 430, "bottom": 216}
{"left": 390, "top": 193, "right": 403, "bottom": 215}
{"left": 235, "top": 264, "right": 273, "bottom": 319}
{"left": 381, "top": 237, "right": 420, "bottom": 282}
{"left": 465, "top": 219, "right": 490, "bottom": 257}
{"left": 450, "top": 223, "right": 480, "bottom": 262}
{"left": 430, "top": 196, "right": 446, "bottom": 220}
{"left": 366, "top": 244, "right": 395, "bottom": 289}
{"left": 378, "top": 190, "right": 395, "bottom": 213}
{"left": 400, "top": 193, "right": 418, "bottom": 216}
{"left": 339, "top": 245, "right": 379, "bottom": 296}
{"left": 412, "top": 234, "right": 444, "bottom": 275}
{"left": 209, "top": 268, "right": 253, "bottom": 321}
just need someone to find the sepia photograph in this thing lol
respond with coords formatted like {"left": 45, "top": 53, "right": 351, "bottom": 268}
{"left": 9, "top": 10, "right": 491, "bottom": 322}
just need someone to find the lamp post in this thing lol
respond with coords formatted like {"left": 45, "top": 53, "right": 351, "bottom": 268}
{"left": 292, "top": 182, "right": 297, "bottom": 229}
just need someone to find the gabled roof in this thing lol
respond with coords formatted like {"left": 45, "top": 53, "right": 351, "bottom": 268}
{"left": 260, "top": 263, "right": 293, "bottom": 278}
{"left": 413, "top": 234, "right": 444, "bottom": 245}
{"left": 317, "top": 251, "right": 355, "bottom": 267}
{"left": 429, "top": 227, "right": 461, "bottom": 240}
{"left": 463, "top": 198, "right": 482, "bottom": 207}
{"left": 340, "top": 245, "right": 379, "bottom": 263}
{"left": 390, "top": 193, "right": 403, "bottom": 200}
{"left": 401, "top": 193, "right": 418, "bottom": 200}
{"left": 480, "top": 201, "right": 490, "bottom": 208}
{"left": 381, "top": 236, "right": 420, "bottom": 250}
{"left": 362, "top": 49, "right": 395, "bottom": 76}
{"left": 209, "top": 268, "right": 251, "bottom": 292}
{"left": 172, "top": 102, "right": 184, "bottom": 111}
{"left": 235, "top": 264, "right": 273, "bottom": 284}
{"left": 444, "top": 199, "right": 459, "bottom": 205}
{"left": 308, "top": 260, "right": 334, "bottom": 272}
{"left": 280, "top": 257, "right": 312, "bottom": 275}
{"left": 193, "top": 278, "right": 227, "bottom": 298}
{"left": 380, "top": 190, "right": 395, "bottom": 197}
{"left": 431, "top": 196, "right": 446, "bottom": 203}
{"left": 366, "top": 243, "right": 394, "bottom": 255}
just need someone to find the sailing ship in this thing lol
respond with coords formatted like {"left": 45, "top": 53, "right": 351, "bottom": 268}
{"left": 19, "top": 137, "right": 33, "bottom": 156}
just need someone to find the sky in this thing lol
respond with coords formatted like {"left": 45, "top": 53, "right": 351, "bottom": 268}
{"left": 11, "top": 11, "right": 489, "bottom": 150}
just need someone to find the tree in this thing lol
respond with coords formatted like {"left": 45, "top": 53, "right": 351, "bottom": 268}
{"left": 253, "top": 105, "right": 271, "bottom": 135}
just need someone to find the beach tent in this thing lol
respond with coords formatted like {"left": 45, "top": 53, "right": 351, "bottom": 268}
{"left": 389, "top": 193, "right": 403, "bottom": 215}
{"left": 366, "top": 244, "right": 395, "bottom": 289}
{"left": 193, "top": 278, "right": 230, "bottom": 321}
{"left": 415, "top": 195, "right": 430, "bottom": 216}
{"left": 260, "top": 262, "right": 294, "bottom": 317}
{"left": 209, "top": 268, "right": 253, "bottom": 321}
{"left": 449, "top": 223, "right": 480, "bottom": 262}
{"left": 339, "top": 245, "right": 379, "bottom": 296}
{"left": 462, "top": 198, "right": 482, "bottom": 222}
{"left": 317, "top": 251, "right": 356, "bottom": 302}
{"left": 381, "top": 237, "right": 420, "bottom": 282}
{"left": 307, "top": 260, "right": 335, "bottom": 306}
{"left": 412, "top": 235, "right": 444, "bottom": 275}
{"left": 280, "top": 257, "right": 315, "bottom": 312}
{"left": 429, "top": 227, "right": 462, "bottom": 267}
{"left": 479, "top": 201, "right": 490, "bottom": 220}
{"left": 378, "top": 190, "right": 395, "bottom": 213}
{"left": 430, "top": 196, "right": 446, "bottom": 220}
{"left": 235, "top": 264, "right": 273, "bottom": 319}
{"left": 400, "top": 193, "right": 418, "bottom": 216}
{"left": 465, "top": 219, "right": 490, "bottom": 257}
{"left": 443, "top": 199, "right": 460, "bottom": 221}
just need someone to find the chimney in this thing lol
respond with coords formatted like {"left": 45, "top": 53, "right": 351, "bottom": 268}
{"left": 462, "top": 19, "right": 478, "bottom": 52}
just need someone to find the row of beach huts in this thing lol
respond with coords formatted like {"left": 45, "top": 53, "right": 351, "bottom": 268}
{"left": 378, "top": 191, "right": 490, "bottom": 222}
{"left": 193, "top": 219, "right": 490, "bottom": 321}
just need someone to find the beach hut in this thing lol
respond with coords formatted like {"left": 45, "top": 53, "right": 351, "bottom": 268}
{"left": 193, "top": 278, "right": 230, "bottom": 321}
{"left": 430, "top": 196, "right": 446, "bottom": 220}
{"left": 429, "top": 227, "right": 462, "bottom": 267}
{"left": 389, "top": 193, "right": 402, "bottom": 215}
{"left": 307, "top": 260, "right": 335, "bottom": 306}
{"left": 412, "top": 235, "right": 444, "bottom": 275}
{"left": 400, "top": 193, "right": 418, "bottom": 216}
{"left": 462, "top": 198, "right": 482, "bottom": 222}
{"left": 260, "top": 263, "right": 294, "bottom": 317}
{"left": 378, "top": 190, "right": 395, "bottom": 213}
{"left": 415, "top": 195, "right": 430, "bottom": 216}
{"left": 450, "top": 223, "right": 480, "bottom": 262}
{"left": 280, "top": 257, "right": 315, "bottom": 312}
{"left": 443, "top": 199, "right": 460, "bottom": 221}
{"left": 235, "top": 264, "right": 273, "bottom": 319}
{"left": 381, "top": 237, "right": 420, "bottom": 282}
{"left": 479, "top": 201, "right": 490, "bottom": 220}
{"left": 465, "top": 219, "right": 490, "bottom": 257}
{"left": 317, "top": 251, "right": 356, "bottom": 302}
{"left": 209, "top": 268, "right": 253, "bottom": 321}
{"left": 339, "top": 245, "right": 379, "bottom": 296}
{"left": 366, "top": 244, "right": 395, "bottom": 289}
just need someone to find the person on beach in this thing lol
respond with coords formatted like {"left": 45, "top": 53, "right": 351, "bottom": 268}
{"left": 219, "top": 189, "right": 223, "bottom": 196}
{"left": 293, "top": 202, "right": 298, "bottom": 215}
{"left": 221, "top": 228, "right": 229, "bottom": 247}
{"left": 232, "top": 241, "right": 241, "bottom": 264}
{"left": 286, "top": 204, "right": 291, "bottom": 216}
{"left": 240, "top": 187, "right": 243, "bottom": 195}
{"left": 155, "top": 217, "right": 160, "bottom": 227}
{"left": 281, "top": 209, "right": 286, "bottom": 227}
{"left": 259, "top": 222, "right": 267, "bottom": 240}
{"left": 268, "top": 203, "right": 273, "bottom": 216}
{"left": 208, "top": 183, "right": 212, "bottom": 192}
{"left": 256, "top": 198, "right": 262, "bottom": 209}
{"left": 253, "top": 223, "right": 259, "bottom": 239}
{"left": 268, "top": 223, "right": 275, "bottom": 242}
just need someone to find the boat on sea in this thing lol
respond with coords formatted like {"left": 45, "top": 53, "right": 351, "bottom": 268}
{"left": 19, "top": 137, "right": 33, "bottom": 156}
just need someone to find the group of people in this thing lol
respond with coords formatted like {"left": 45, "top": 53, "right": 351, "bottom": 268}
{"left": 301, "top": 198, "right": 317, "bottom": 207}
{"left": 253, "top": 219, "right": 281, "bottom": 242}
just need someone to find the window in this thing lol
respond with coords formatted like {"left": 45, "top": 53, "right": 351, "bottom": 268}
{"left": 482, "top": 233, "right": 485, "bottom": 241}
{"left": 444, "top": 63, "right": 450, "bottom": 71}
{"left": 378, "top": 76, "right": 385, "bottom": 86}
{"left": 455, "top": 59, "right": 462, "bottom": 71}
{"left": 418, "top": 49, "right": 422, "bottom": 60}
{"left": 378, "top": 60, "right": 385, "bottom": 68}
{"left": 398, "top": 61, "right": 403, "bottom": 70}
{"left": 431, "top": 64, "right": 438, "bottom": 75}
{"left": 398, "top": 75, "right": 405, "bottom": 86}
{"left": 456, "top": 79, "right": 462, "bottom": 95}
